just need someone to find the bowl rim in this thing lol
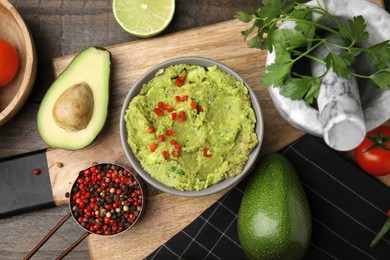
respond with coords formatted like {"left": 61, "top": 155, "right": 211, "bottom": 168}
{"left": 120, "top": 56, "right": 264, "bottom": 197}
{"left": 0, "top": 0, "right": 37, "bottom": 126}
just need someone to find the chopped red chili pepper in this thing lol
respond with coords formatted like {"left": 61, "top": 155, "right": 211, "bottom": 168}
{"left": 190, "top": 101, "right": 197, "bottom": 109}
{"left": 203, "top": 147, "right": 213, "bottom": 158}
{"left": 162, "top": 104, "right": 174, "bottom": 112}
{"left": 162, "top": 151, "right": 169, "bottom": 159}
{"left": 172, "top": 111, "right": 186, "bottom": 122}
{"left": 176, "top": 111, "right": 186, "bottom": 122}
{"left": 170, "top": 139, "right": 177, "bottom": 145}
{"left": 171, "top": 112, "right": 177, "bottom": 120}
{"left": 146, "top": 126, "right": 155, "bottom": 133}
{"left": 175, "top": 75, "right": 186, "bottom": 87}
{"left": 172, "top": 151, "right": 180, "bottom": 157}
{"left": 157, "top": 134, "right": 165, "bottom": 142}
{"left": 175, "top": 95, "right": 188, "bottom": 103}
{"left": 149, "top": 143, "right": 158, "bottom": 152}
{"left": 174, "top": 143, "right": 182, "bottom": 151}
{"left": 166, "top": 129, "right": 175, "bottom": 136}
{"left": 191, "top": 102, "right": 203, "bottom": 113}
{"left": 157, "top": 102, "right": 163, "bottom": 109}
{"left": 154, "top": 108, "right": 164, "bottom": 116}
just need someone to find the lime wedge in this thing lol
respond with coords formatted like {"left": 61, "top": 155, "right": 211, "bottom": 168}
{"left": 113, "top": 0, "right": 175, "bottom": 38}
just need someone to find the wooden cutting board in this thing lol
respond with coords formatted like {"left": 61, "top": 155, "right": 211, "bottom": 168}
{"left": 50, "top": 18, "right": 303, "bottom": 259}
{"left": 50, "top": 2, "right": 387, "bottom": 258}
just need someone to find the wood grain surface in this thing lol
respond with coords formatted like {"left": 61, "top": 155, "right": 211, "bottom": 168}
{"left": 0, "top": 0, "right": 387, "bottom": 259}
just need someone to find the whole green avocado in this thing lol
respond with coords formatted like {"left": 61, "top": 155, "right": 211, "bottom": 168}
{"left": 238, "top": 153, "right": 312, "bottom": 260}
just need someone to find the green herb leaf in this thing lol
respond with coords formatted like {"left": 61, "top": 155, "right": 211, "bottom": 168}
{"left": 294, "top": 9, "right": 316, "bottom": 42}
{"left": 281, "top": 0, "right": 296, "bottom": 14}
{"left": 289, "top": 4, "right": 314, "bottom": 39}
{"left": 279, "top": 78, "right": 310, "bottom": 100}
{"left": 237, "top": 1, "right": 389, "bottom": 104}
{"left": 170, "top": 166, "right": 185, "bottom": 176}
{"left": 263, "top": 52, "right": 293, "bottom": 87}
{"left": 241, "top": 18, "right": 269, "bottom": 50}
{"left": 263, "top": 24, "right": 276, "bottom": 52}
{"left": 240, "top": 24, "right": 256, "bottom": 41}
{"left": 263, "top": 62, "right": 292, "bottom": 87}
{"left": 371, "top": 69, "right": 390, "bottom": 90}
{"left": 325, "top": 51, "right": 350, "bottom": 78}
{"left": 369, "top": 40, "right": 390, "bottom": 63}
{"left": 247, "top": 34, "right": 264, "bottom": 49}
{"left": 339, "top": 52, "right": 356, "bottom": 67}
{"left": 257, "top": 4, "right": 282, "bottom": 20}
{"left": 234, "top": 11, "right": 253, "bottom": 23}
{"left": 350, "top": 49, "right": 362, "bottom": 57}
{"left": 272, "top": 29, "right": 307, "bottom": 49}
{"left": 279, "top": 77, "right": 321, "bottom": 105}
{"left": 367, "top": 40, "right": 390, "bottom": 70}
{"left": 339, "top": 16, "right": 369, "bottom": 45}
{"left": 304, "top": 78, "right": 321, "bottom": 105}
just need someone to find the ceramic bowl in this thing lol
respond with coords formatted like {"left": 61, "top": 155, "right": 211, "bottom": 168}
{"left": 267, "top": 0, "right": 390, "bottom": 146}
{"left": 120, "top": 57, "right": 264, "bottom": 197}
{"left": 0, "top": 0, "right": 37, "bottom": 126}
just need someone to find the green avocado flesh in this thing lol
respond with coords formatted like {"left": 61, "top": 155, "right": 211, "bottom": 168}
{"left": 37, "top": 47, "right": 111, "bottom": 150}
{"left": 124, "top": 64, "right": 258, "bottom": 191}
{"left": 238, "top": 153, "right": 312, "bottom": 260}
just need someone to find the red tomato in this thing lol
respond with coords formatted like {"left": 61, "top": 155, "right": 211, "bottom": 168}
{"left": 354, "top": 126, "right": 390, "bottom": 176}
{"left": 0, "top": 38, "right": 19, "bottom": 87}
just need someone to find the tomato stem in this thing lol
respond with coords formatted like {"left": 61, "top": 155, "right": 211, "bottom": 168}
{"left": 364, "top": 132, "right": 390, "bottom": 153}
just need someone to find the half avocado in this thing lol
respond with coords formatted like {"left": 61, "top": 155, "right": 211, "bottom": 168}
{"left": 38, "top": 47, "right": 111, "bottom": 150}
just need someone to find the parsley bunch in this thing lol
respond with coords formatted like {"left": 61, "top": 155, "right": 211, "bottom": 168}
{"left": 235, "top": 0, "right": 390, "bottom": 105}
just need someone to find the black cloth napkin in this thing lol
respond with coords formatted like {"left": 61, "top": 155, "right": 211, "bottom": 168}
{"left": 146, "top": 134, "right": 390, "bottom": 260}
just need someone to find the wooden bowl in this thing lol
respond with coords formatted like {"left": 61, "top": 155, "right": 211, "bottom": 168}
{"left": 0, "top": 0, "right": 37, "bottom": 126}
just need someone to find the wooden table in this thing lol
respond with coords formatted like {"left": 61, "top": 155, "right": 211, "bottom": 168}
{"left": 0, "top": 1, "right": 260, "bottom": 259}
{"left": 0, "top": 0, "right": 387, "bottom": 259}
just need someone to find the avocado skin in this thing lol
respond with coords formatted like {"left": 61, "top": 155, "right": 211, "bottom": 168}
{"left": 238, "top": 153, "right": 311, "bottom": 260}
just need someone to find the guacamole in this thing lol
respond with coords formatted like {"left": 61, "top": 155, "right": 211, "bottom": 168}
{"left": 124, "top": 64, "right": 258, "bottom": 191}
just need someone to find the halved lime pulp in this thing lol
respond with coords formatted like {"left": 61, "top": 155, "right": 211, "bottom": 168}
{"left": 113, "top": 0, "right": 175, "bottom": 38}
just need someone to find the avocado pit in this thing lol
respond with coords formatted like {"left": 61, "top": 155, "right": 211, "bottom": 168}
{"left": 52, "top": 82, "right": 94, "bottom": 131}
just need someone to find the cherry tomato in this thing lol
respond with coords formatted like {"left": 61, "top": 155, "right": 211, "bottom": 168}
{"left": 354, "top": 125, "right": 390, "bottom": 176}
{"left": 0, "top": 38, "right": 19, "bottom": 87}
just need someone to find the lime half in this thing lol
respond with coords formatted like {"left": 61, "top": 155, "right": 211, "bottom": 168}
{"left": 113, "top": 0, "right": 175, "bottom": 38}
